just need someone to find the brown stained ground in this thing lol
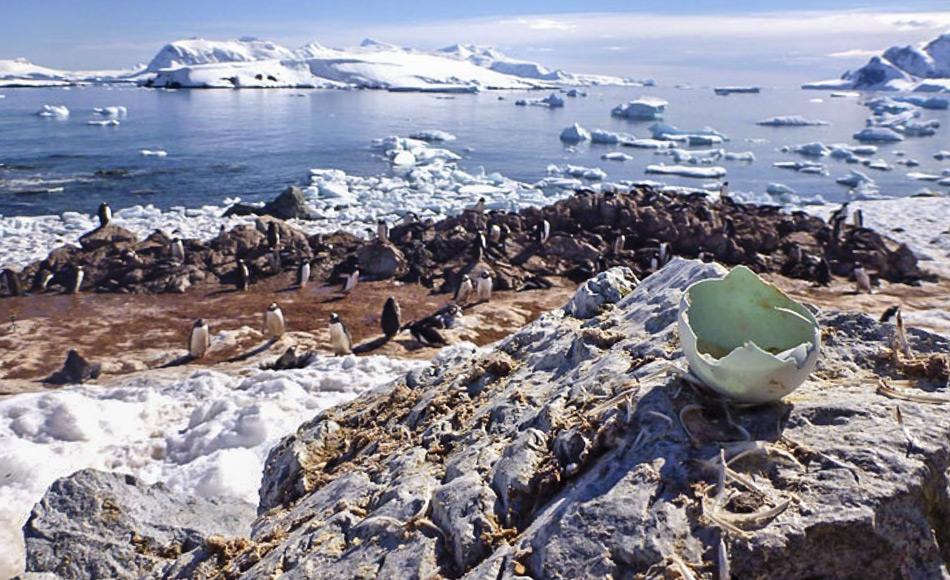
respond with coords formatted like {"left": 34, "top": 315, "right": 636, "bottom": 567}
{"left": 0, "top": 271, "right": 577, "bottom": 396}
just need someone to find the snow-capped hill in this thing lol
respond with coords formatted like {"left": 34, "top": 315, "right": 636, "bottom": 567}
{"left": 294, "top": 42, "right": 338, "bottom": 60}
{"left": 359, "top": 38, "right": 403, "bottom": 51}
{"left": 144, "top": 38, "right": 296, "bottom": 72}
{"left": 805, "top": 33, "right": 950, "bottom": 93}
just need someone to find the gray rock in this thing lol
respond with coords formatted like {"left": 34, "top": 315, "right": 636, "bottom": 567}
{"left": 564, "top": 265, "right": 639, "bottom": 318}
{"left": 356, "top": 241, "right": 407, "bottom": 280}
{"left": 22, "top": 469, "right": 255, "bottom": 580}
{"left": 78, "top": 223, "right": 138, "bottom": 251}
{"left": 224, "top": 186, "right": 318, "bottom": 220}
{"left": 29, "top": 259, "right": 950, "bottom": 579}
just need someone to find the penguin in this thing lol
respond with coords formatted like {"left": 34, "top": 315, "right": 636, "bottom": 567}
{"left": 437, "top": 303, "right": 463, "bottom": 328}
{"left": 815, "top": 257, "right": 831, "bottom": 286}
{"left": 188, "top": 319, "right": 211, "bottom": 359}
{"left": 341, "top": 267, "right": 359, "bottom": 294}
{"left": 381, "top": 296, "right": 401, "bottom": 339}
{"left": 854, "top": 266, "right": 872, "bottom": 293}
{"left": 474, "top": 197, "right": 485, "bottom": 214}
{"left": 329, "top": 313, "right": 352, "bottom": 355}
{"left": 267, "top": 222, "right": 280, "bottom": 248}
{"left": 60, "top": 349, "right": 101, "bottom": 384}
{"left": 476, "top": 270, "right": 493, "bottom": 302}
{"left": 612, "top": 234, "right": 626, "bottom": 256}
{"left": 0, "top": 268, "right": 21, "bottom": 297}
{"left": 272, "top": 345, "right": 300, "bottom": 370}
{"left": 488, "top": 223, "right": 501, "bottom": 245}
{"left": 262, "top": 302, "right": 285, "bottom": 339}
{"left": 536, "top": 219, "right": 551, "bottom": 245}
{"left": 719, "top": 181, "right": 729, "bottom": 197}
{"left": 377, "top": 219, "right": 390, "bottom": 244}
{"left": 829, "top": 203, "right": 849, "bottom": 228}
{"left": 170, "top": 237, "right": 185, "bottom": 263}
{"left": 68, "top": 265, "right": 84, "bottom": 294}
{"left": 880, "top": 305, "right": 900, "bottom": 324}
{"left": 297, "top": 260, "right": 311, "bottom": 288}
{"left": 397, "top": 211, "right": 419, "bottom": 226}
{"left": 410, "top": 319, "right": 447, "bottom": 347}
{"left": 658, "top": 242, "right": 670, "bottom": 266}
{"left": 97, "top": 202, "right": 112, "bottom": 227}
{"left": 519, "top": 275, "right": 554, "bottom": 291}
{"left": 236, "top": 259, "right": 250, "bottom": 291}
{"left": 455, "top": 274, "right": 474, "bottom": 305}
{"left": 852, "top": 209, "right": 864, "bottom": 229}
{"left": 32, "top": 268, "right": 53, "bottom": 293}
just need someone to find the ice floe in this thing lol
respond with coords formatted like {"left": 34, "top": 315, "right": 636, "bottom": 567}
{"left": 35, "top": 105, "right": 69, "bottom": 118}
{"left": 714, "top": 86, "right": 761, "bottom": 95}
{"left": 645, "top": 164, "right": 726, "bottom": 178}
{"left": 611, "top": 97, "right": 668, "bottom": 120}
{"left": 757, "top": 116, "right": 828, "bottom": 126}
{"left": 559, "top": 123, "right": 591, "bottom": 143}
{"left": 515, "top": 92, "right": 565, "bottom": 108}
{"left": 853, "top": 127, "right": 904, "bottom": 142}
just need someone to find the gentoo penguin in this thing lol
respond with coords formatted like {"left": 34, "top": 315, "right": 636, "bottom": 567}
{"left": 267, "top": 222, "right": 280, "bottom": 248}
{"left": 854, "top": 266, "right": 872, "bottom": 293}
{"left": 188, "top": 319, "right": 211, "bottom": 359}
{"left": 488, "top": 223, "right": 501, "bottom": 245}
{"left": 377, "top": 219, "right": 390, "bottom": 244}
{"left": 519, "top": 275, "right": 554, "bottom": 291}
{"left": 341, "top": 267, "right": 359, "bottom": 294}
{"left": 328, "top": 313, "right": 352, "bottom": 355}
{"left": 297, "top": 260, "right": 311, "bottom": 288}
{"left": 815, "top": 257, "right": 831, "bottom": 286}
{"left": 381, "top": 296, "right": 401, "bottom": 339}
{"left": 474, "top": 197, "right": 485, "bottom": 214}
{"left": 262, "top": 302, "right": 285, "bottom": 339}
{"left": 410, "top": 318, "right": 447, "bottom": 347}
{"left": 476, "top": 270, "right": 493, "bottom": 302}
{"left": 455, "top": 274, "right": 474, "bottom": 305}
{"left": 658, "top": 242, "right": 670, "bottom": 266}
{"left": 0, "top": 268, "right": 21, "bottom": 297}
{"left": 536, "top": 219, "right": 551, "bottom": 245}
{"left": 170, "top": 237, "right": 185, "bottom": 263}
{"left": 829, "top": 203, "right": 849, "bottom": 228}
{"left": 719, "top": 181, "right": 729, "bottom": 197}
{"left": 612, "top": 234, "right": 626, "bottom": 256}
{"left": 236, "top": 259, "right": 250, "bottom": 291}
{"left": 32, "top": 268, "right": 53, "bottom": 293}
{"left": 880, "top": 305, "right": 900, "bottom": 324}
{"left": 68, "top": 265, "right": 84, "bottom": 294}
{"left": 852, "top": 209, "right": 864, "bottom": 229}
{"left": 97, "top": 202, "right": 112, "bottom": 227}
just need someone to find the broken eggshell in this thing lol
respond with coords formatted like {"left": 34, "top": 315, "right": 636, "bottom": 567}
{"left": 678, "top": 265, "right": 820, "bottom": 404}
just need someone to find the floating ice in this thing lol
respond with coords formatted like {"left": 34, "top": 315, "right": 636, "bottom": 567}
{"left": 590, "top": 129, "right": 633, "bottom": 145}
{"left": 723, "top": 151, "right": 756, "bottom": 162}
{"left": 93, "top": 106, "right": 128, "bottom": 116}
{"left": 87, "top": 119, "right": 119, "bottom": 127}
{"left": 515, "top": 92, "right": 564, "bottom": 108}
{"left": 714, "top": 86, "right": 760, "bottom": 95}
{"left": 907, "top": 172, "right": 943, "bottom": 181}
{"left": 601, "top": 152, "right": 632, "bottom": 162}
{"left": 611, "top": 97, "right": 668, "bottom": 120}
{"left": 645, "top": 164, "right": 726, "bottom": 178}
{"left": 547, "top": 164, "right": 606, "bottom": 181}
{"left": 784, "top": 142, "right": 831, "bottom": 157}
{"left": 767, "top": 183, "right": 796, "bottom": 195}
{"left": 774, "top": 160, "right": 826, "bottom": 173}
{"left": 650, "top": 123, "right": 728, "bottom": 142}
{"left": 757, "top": 116, "right": 828, "bottom": 127}
{"left": 139, "top": 149, "right": 168, "bottom": 157}
{"left": 559, "top": 123, "right": 591, "bottom": 143}
{"left": 853, "top": 127, "right": 904, "bottom": 142}
{"left": 408, "top": 130, "right": 456, "bottom": 142}
{"left": 936, "top": 151, "right": 950, "bottom": 160}
{"left": 836, "top": 169, "right": 875, "bottom": 188}
{"left": 35, "top": 105, "right": 69, "bottom": 118}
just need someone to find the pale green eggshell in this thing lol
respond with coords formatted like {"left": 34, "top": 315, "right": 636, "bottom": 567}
{"left": 678, "top": 265, "right": 821, "bottom": 404}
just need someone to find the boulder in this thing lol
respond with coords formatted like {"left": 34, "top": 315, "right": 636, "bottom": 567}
{"left": 224, "top": 186, "right": 318, "bottom": 220}
{"left": 22, "top": 469, "right": 255, "bottom": 580}
{"left": 357, "top": 241, "right": 407, "bottom": 280}
{"left": 78, "top": 224, "right": 138, "bottom": 251}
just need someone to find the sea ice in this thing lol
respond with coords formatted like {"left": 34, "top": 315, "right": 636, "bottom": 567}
{"left": 757, "top": 116, "right": 828, "bottom": 126}
{"left": 93, "top": 106, "right": 128, "bottom": 116}
{"left": 601, "top": 152, "right": 632, "bottom": 162}
{"left": 853, "top": 127, "right": 904, "bottom": 142}
{"left": 611, "top": 97, "right": 668, "bottom": 120}
{"left": 35, "top": 105, "right": 69, "bottom": 118}
{"left": 139, "top": 149, "right": 168, "bottom": 157}
{"left": 87, "top": 119, "right": 119, "bottom": 127}
{"left": 408, "top": 130, "right": 456, "bottom": 142}
{"left": 559, "top": 123, "right": 591, "bottom": 143}
{"left": 645, "top": 164, "right": 726, "bottom": 178}
{"left": 714, "top": 86, "right": 761, "bottom": 95}
{"left": 836, "top": 169, "right": 875, "bottom": 188}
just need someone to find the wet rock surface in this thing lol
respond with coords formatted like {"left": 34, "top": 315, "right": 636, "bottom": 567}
{"left": 26, "top": 259, "right": 950, "bottom": 579}
{"left": 20, "top": 469, "right": 255, "bottom": 580}
{"left": 7, "top": 185, "right": 931, "bottom": 297}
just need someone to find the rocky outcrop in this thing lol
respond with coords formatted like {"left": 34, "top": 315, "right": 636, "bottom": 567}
{"left": 26, "top": 259, "right": 950, "bottom": 579}
{"left": 78, "top": 223, "right": 138, "bottom": 251}
{"left": 224, "top": 185, "right": 319, "bottom": 220}
{"left": 21, "top": 469, "right": 255, "bottom": 580}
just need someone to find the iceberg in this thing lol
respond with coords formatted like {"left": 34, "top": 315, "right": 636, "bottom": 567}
{"left": 601, "top": 152, "right": 632, "bottom": 162}
{"left": 645, "top": 164, "right": 726, "bottom": 178}
{"left": 853, "top": 127, "right": 904, "bottom": 142}
{"left": 836, "top": 169, "right": 875, "bottom": 188}
{"left": 649, "top": 123, "right": 728, "bottom": 143}
{"left": 35, "top": 105, "right": 69, "bottom": 118}
{"left": 757, "top": 116, "right": 828, "bottom": 127}
{"left": 611, "top": 97, "right": 668, "bottom": 120}
{"left": 559, "top": 123, "right": 591, "bottom": 143}
{"left": 515, "top": 92, "right": 565, "bottom": 108}
{"left": 93, "top": 106, "right": 128, "bottom": 117}
{"left": 713, "top": 86, "right": 761, "bottom": 95}
{"left": 408, "top": 130, "right": 456, "bottom": 142}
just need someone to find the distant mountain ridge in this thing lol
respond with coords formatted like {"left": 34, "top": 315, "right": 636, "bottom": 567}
{"left": 2, "top": 37, "right": 649, "bottom": 91}
{"left": 804, "top": 33, "right": 950, "bottom": 92}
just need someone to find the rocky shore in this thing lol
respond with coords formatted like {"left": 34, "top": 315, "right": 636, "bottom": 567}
{"left": 17, "top": 260, "right": 950, "bottom": 579}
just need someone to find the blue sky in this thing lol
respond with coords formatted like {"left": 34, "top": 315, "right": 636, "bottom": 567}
{"left": 3, "top": 1, "right": 950, "bottom": 83}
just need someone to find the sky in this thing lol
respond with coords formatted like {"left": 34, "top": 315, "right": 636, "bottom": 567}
{"left": 2, "top": 1, "right": 950, "bottom": 84}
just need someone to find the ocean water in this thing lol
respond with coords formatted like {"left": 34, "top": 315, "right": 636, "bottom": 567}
{"left": 1, "top": 84, "right": 948, "bottom": 220}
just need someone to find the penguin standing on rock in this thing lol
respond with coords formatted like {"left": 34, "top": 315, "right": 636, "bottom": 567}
{"left": 170, "top": 237, "right": 185, "bottom": 263}
{"left": 236, "top": 259, "right": 250, "bottom": 291}
{"left": 476, "top": 270, "right": 493, "bottom": 303}
{"left": 262, "top": 302, "right": 285, "bottom": 339}
{"left": 377, "top": 219, "right": 390, "bottom": 244}
{"left": 611, "top": 234, "right": 626, "bottom": 256}
{"left": 188, "top": 319, "right": 211, "bottom": 359}
{"left": 536, "top": 219, "right": 551, "bottom": 246}
{"left": 267, "top": 222, "right": 281, "bottom": 248}
{"left": 97, "top": 202, "right": 112, "bottom": 228}
{"left": 381, "top": 296, "right": 401, "bottom": 339}
{"left": 329, "top": 313, "right": 352, "bottom": 355}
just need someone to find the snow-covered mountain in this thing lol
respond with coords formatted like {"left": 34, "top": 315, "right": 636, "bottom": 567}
{"left": 2, "top": 37, "right": 646, "bottom": 91}
{"left": 804, "top": 33, "right": 950, "bottom": 92}
{"left": 0, "top": 57, "right": 144, "bottom": 87}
